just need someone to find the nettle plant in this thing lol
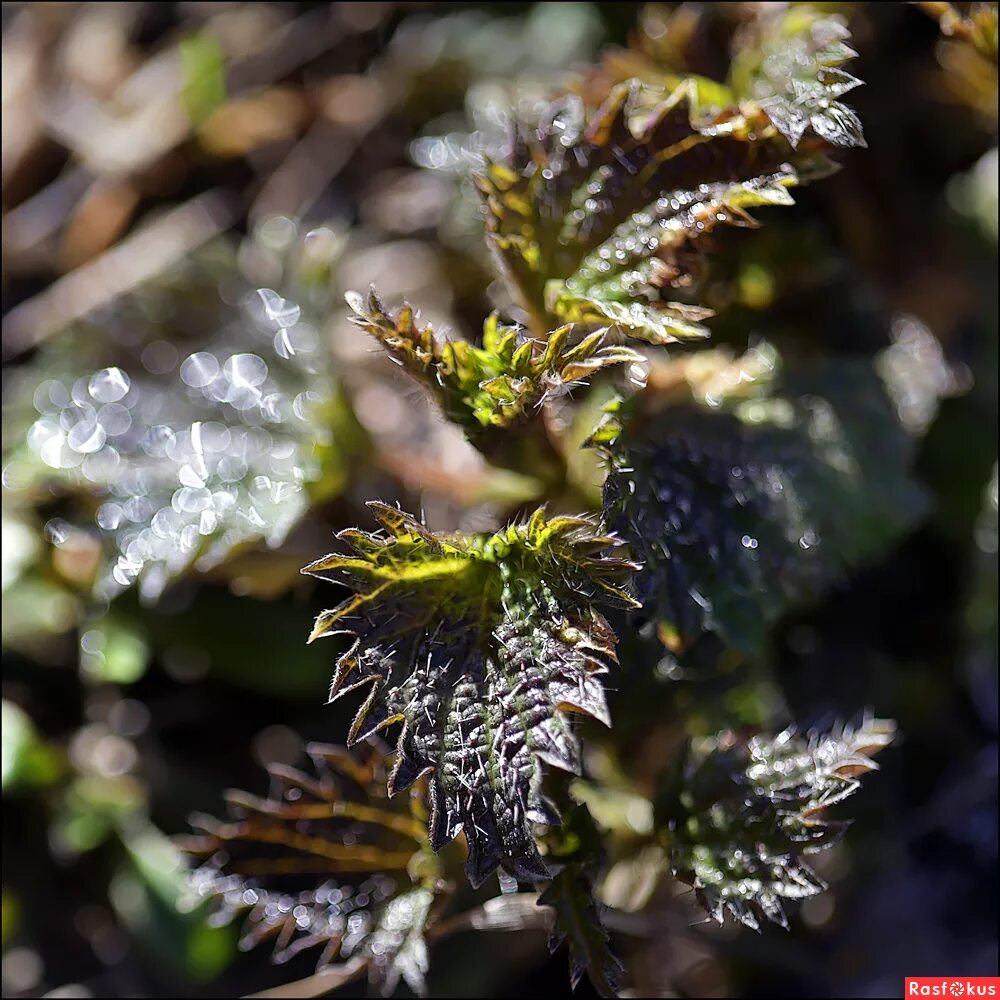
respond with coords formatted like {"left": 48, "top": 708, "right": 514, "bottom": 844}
{"left": 187, "top": 10, "right": 918, "bottom": 997}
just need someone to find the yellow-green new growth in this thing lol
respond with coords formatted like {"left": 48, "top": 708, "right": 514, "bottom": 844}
{"left": 346, "top": 288, "right": 641, "bottom": 438}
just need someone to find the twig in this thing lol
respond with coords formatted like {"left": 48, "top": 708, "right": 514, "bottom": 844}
{"left": 2, "top": 189, "right": 236, "bottom": 358}
{"left": 428, "top": 892, "right": 550, "bottom": 940}
{"left": 243, "top": 957, "right": 368, "bottom": 1000}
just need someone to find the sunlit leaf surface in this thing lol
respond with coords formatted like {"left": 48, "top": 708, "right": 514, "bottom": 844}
{"left": 476, "top": 83, "right": 805, "bottom": 344}
{"left": 729, "top": 7, "right": 866, "bottom": 149}
{"left": 304, "top": 503, "right": 637, "bottom": 886}
{"left": 474, "top": 7, "right": 868, "bottom": 346}
{"left": 592, "top": 4, "right": 868, "bottom": 150}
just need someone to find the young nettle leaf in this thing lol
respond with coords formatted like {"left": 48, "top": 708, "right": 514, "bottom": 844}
{"left": 598, "top": 348, "right": 927, "bottom": 654}
{"left": 346, "top": 287, "right": 641, "bottom": 438}
{"left": 583, "top": 2, "right": 736, "bottom": 111}
{"left": 303, "top": 502, "right": 638, "bottom": 887}
{"left": 541, "top": 868, "right": 621, "bottom": 999}
{"left": 592, "top": 6, "right": 867, "bottom": 152}
{"left": 181, "top": 742, "right": 442, "bottom": 997}
{"left": 729, "top": 6, "right": 866, "bottom": 149}
{"left": 539, "top": 801, "right": 621, "bottom": 998}
{"left": 476, "top": 83, "right": 802, "bottom": 344}
{"left": 659, "top": 716, "right": 895, "bottom": 929}
{"left": 919, "top": 0, "right": 999, "bottom": 59}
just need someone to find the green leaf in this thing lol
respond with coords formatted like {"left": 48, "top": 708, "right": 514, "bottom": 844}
{"left": 919, "top": 1, "right": 999, "bottom": 59}
{"left": 79, "top": 615, "right": 150, "bottom": 684}
{"left": 303, "top": 503, "right": 638, "bottom": 887}
{"left": 598, "top": 347, "right": 927, "bottom": 654}
{"left": 476, "top": 82, "right": 806, "bottom": 344}
{"left": 1, "top": 700, "right": 62, "bottom": 792}
{"left": 659, "top": 715, "right": 895, "bottom": 929}
{"left": 475, "top": 6, "right": 869, "bottom": 347}
{"left": 180, "top": 32, "right": 227, "bottom": 126}
{"left": 347, "top": 287, "right": 641, "bottom": 437}
{"left": 52, "top": 772, "right": 146, "bottom": 855}
{"left": 538, "top": 802, "right": 622, "bottom": 998}
{"left": 540, "top": 867, "right": 621, "bottom": 998}
{"left": 113, "top": 825, "right": 236, "bottom": 983}
{"left": 729, "top": 7, "right": 866, "bottom": 149}
{"left": 2, "top": 889, "right": 20, "bottom": 949}
{"left": 182, "top": 742, "right": 441, "bottom": 997}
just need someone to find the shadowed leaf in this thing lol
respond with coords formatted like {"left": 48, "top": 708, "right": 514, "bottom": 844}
{"left": 181, "top": 742, "right": 441, "bottom": 997}
{"left": 540, "top": 868, "right": 621, "bottom": 998}
{"left": 539, "top": 802, "right": 621, "bottom": 998}
{"left": 597, "top": 346, "right": 927, "bottom": 654}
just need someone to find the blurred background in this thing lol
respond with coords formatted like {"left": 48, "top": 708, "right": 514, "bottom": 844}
{"left": 1, "top": 2, "right": 996, "bottom": 997}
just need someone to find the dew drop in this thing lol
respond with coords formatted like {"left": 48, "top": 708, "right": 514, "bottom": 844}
{"left": 151, "top": 508, "right": 183, "bottom": 539}
{"left": 254, "top": 288, "right": 301, "bottom": 330}
{"left": 217, "top": 455, "right": 248, "bottom": 483}
{"left": 97, "top": 503, "right": 124, "bottom": 531}
{"left": 44, "top": 518, "right": 71, "bottom": 545}
{"left": 497, "top": 871, "right": 519, "bottom": 895}
{"left": 141, "top": 340, "right": 178, "bottom": 375}
{"left": 82, "top": 447, "right": 120, "bottom": 482}
{"left": 97, "top": 402, "right": 132, "bottom": 437}
{"left": 200, "top": 422, "right": 231, "bottom": 453}
{"left": 223, "top": 353, "right": 268, "bottom": 389}
{"left": 274, "top": 327, "right": 295, "bottom": 359}
{"left": 60, "top": 402, "right": 95, "bottom": 433}
{"left": 33, "top": 380, "right": 70, "bottom": 414}
{"left": 243, "top": 506, "right": 265, "bottom": 528}
{"left": 122, "top": 497, "right": 154, "bottom": 523}
{"left": 39, "top": 432, "right": 70, "bottom": 469}
{"left": 180, "top": 352, "right": 220, "bottom": 389}
{"left": 144, "top": 425, "right": 176, "bottom": 456}
{"left": 179, "top": 524, "right": 200, "bottom": 552}
{"left": 89, "top": 367, "right": 131, "bottom": 403}
{"left": 112, "top": 558, "right": 140, "bottom": 587}
{"left": 178, "top": 464, "right": 207, "bottom": 489}
{"left": 292, "top": 391, "right": 321, "bottom": 420}
{"left": 261, "top": 393, "right": 285, "bottom": 422}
